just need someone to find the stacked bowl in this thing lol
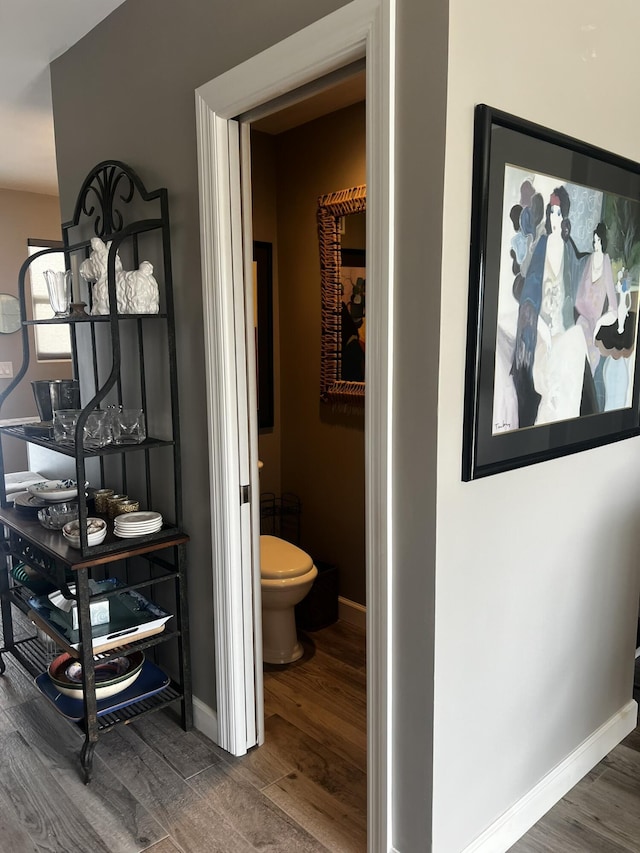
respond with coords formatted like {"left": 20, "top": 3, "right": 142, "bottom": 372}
{"left": 62, "top": 517, "right": 107, "bottom": 548}
{"left": 48, "top": 650, "right": 145, "bottom": 699}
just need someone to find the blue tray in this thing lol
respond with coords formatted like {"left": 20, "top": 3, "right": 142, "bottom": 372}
{"left": 35, "top": 659, "right": 170, "bottom": 721}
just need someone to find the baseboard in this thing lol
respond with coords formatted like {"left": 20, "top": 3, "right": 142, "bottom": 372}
{"left": 338, "top": 595, "right": 366, "bottom": 630}
{"left": 460, "top": 699, "right": 638, "bottom": 853}
{"left": 192, "top": 695, "right": 219, "bottom": 744}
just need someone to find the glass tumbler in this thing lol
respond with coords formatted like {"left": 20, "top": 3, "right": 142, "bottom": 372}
{"left": 82, "top": 410, "right": 111, "bottom": 449}
{"left": 112, "top": 409, "right": 146, "bottom": 444}
{"left": 43, "top": 269, "right": 71, "bottom": 317}
{"left": 53, "top": 409, "right": 81, "bottom": 446}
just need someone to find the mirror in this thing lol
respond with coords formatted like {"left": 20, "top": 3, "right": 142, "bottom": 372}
{"left": 0, "top": 293, "right": 20, "bottom": 334}
{"left": 317, "top": 185, "right": 366, "bottom": 404}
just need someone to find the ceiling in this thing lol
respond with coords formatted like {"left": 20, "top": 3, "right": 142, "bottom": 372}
{"left": 0, "top": 0, "right": 127, "bottom": 196}
{"left": 250, "top": 68, "right": 365, "bottom": 135}
{"left": 0, "top": 3, "right": 363, "bottom": 197}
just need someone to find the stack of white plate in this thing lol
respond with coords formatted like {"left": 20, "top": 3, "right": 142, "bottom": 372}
{"left": 114, "top": 510, "right": 163, "bottom": 538}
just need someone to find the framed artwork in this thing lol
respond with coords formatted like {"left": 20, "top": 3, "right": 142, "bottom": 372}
{"left": 340, "top": 247, "right": 366, "bottom": 383}
{"left": 253, "top": 241, "right": 274, "bottom": 430}
{"left": 463, "top": 104, "right": 640, "bottom": 480}
{"left": 317, "top": 185, "right": 366, "bottom": 404}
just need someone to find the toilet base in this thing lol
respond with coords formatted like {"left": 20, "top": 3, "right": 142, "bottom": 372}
{"left": 262, "top": 607, "right": 304, "bottom": 665}
{"left": 263, "top": 639, "right": 304, "bottom": 665}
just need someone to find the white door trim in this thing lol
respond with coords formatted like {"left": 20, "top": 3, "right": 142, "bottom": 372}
{"left": 195, "top": 106, "right": 253, "bottom": 755}
{"left": 195, "top": 1, "right": 395, "bottom": 849}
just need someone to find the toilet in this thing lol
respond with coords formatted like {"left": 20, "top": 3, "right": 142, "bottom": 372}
{"left": 260, "top": 534, "right": 318, "bottom": 664}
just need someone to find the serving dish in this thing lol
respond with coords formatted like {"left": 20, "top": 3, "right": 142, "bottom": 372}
{"left": 12, "top": 490, "right": 49, "bottom": 513}
{"left": 27, "top": 479, "right": 79, "bottom": 502}
{"left": 35, "top": 659, "right": 170, "bottom": 721}
{"left": 48, "top": 650, "right": 145, "bottom": 699}
{"left": 37, "top": 502, "right": 79, "bottom": 530}
{"left": 28, "top": 577, "right": 173, "bottom": 652}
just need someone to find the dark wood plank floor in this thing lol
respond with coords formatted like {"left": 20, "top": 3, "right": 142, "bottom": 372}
{"left": 509, "top": 655, "right": 640, "bottom": 852}
{"left": 7, "top": 607, "right": 640, "bottom": 853}
{"left": 0, "top": 616, "right": 367, "bottom": 852}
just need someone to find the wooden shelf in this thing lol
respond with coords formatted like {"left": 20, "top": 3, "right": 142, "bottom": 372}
{"left": 0, "top": 505, "right": 188, "bottom": 568}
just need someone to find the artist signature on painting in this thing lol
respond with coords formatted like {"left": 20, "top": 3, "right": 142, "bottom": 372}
{"left": 494, "top": 422, "right": 511, "bottom": 432}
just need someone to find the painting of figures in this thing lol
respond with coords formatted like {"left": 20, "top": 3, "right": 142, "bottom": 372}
{"left": 463, "top": 105, "right": 640, "bottom": 480}
{"left": 494, "top": 167, "right": 640, "bottom": 434}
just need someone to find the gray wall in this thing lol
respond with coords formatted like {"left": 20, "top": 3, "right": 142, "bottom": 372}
{"left": 431, "top": 1, "right": 640, "bottom": 850}
{"left": 392, "top": 1, "right": 447, "bottom": 848}
{"left": 50, "top": 0, "right": 352, "bottom": 718}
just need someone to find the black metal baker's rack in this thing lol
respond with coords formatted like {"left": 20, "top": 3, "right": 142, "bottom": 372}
{"left": 0, "top": 161, "right": 192, "bottom": 781}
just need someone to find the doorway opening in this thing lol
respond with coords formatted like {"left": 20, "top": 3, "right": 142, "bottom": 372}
{"left": 248, "top": 84, "right": 368, "bottom": 847}
{"left": 194, "top": 2, "right": 395, "bottom": 847}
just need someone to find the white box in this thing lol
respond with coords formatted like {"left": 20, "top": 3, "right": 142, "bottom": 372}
{"left": 48, "top": 585, "right": 110, "bottom": 630}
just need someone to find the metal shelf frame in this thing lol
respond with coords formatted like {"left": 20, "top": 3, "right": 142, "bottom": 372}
{"left": 0, "top": 161, "right": 192, "bottom": 782}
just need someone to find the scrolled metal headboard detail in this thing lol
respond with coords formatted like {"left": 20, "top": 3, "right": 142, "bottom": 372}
{"left": 65, "top": 160, "right": 163, "bottom": 239}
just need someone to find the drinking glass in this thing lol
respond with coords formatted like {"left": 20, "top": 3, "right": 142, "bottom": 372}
{"left": 43, "top": 270, "right": 71, "bottom": 317}
{"left": 112, "top": 409, "right": 146, "bottom": 444}
{"left": 53, "top": 409, "right": 81, "bottom": 446}
{"left": 82, "top": 410, "right": 111, "bottom": 449}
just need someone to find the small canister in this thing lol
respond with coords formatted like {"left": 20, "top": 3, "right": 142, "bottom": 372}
{"left": 107, "top": 494, "right": 128, "bottom": 519}
{"left": 94, "top": 489, "right": 114, "bottom": 514}
{"left": 115, "top": 498, "right": 139, "bottom": 516}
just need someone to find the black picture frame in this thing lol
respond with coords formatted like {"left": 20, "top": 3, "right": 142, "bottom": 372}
{"left": 253, "top": 241, "right": 274, "bottom": 430}
{"left": 463, "top": 105, "right": 640, "bottom": 480}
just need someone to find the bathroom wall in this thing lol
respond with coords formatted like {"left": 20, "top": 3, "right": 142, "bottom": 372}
{"left": 0, "top": 189, "right": 69, "bottom": 474}
{"left": 251, "top": 132, "right": 281, "bottom": 500}
{"left": 253, "top": 102, "right": 367, "bottom": 605}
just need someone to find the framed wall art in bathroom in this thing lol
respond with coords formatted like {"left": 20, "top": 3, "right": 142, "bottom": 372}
{"left": 253, "top": 241, "right": 274, "bottom": 430}
{"left": 462, "top": 104, "right": 640, "bottom": 480}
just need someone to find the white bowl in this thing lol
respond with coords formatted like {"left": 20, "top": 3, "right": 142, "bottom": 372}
{"left": 63, "top": 531, "right": 107, "bottom": 549}
{"left": 62, "top": 517, "right": 107, "bottom": 548}
{"left": 28, "top": 479, "right": 78, "bottom": 502}
{"left": 62, "top": 517, "right": 106, "bottom": 536}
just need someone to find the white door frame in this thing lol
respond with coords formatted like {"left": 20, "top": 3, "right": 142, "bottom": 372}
{"left": 195, "top": 1, "right": 395, "bottom": 849}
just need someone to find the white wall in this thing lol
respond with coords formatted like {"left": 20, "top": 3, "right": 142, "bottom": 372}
{"left": 434, "top": 2, "right": 640, "bottom": 850}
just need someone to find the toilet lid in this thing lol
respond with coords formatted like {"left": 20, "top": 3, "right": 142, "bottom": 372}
{"left": 260, "top": 535, "right": 314, "bottom": 579}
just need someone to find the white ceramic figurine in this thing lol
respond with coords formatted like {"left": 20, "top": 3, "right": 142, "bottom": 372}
{"left": 120, "top": 261, "right": 160, "bottom": 314}
{"left": 79, "top": 237, "right": 125, "bottom": 315}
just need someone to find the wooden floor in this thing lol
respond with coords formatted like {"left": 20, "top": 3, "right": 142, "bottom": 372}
{"left": 0, "top": 618, "right": 367, "bottom": 853}
{"left": 510, "top": 655, "right": 640, "bottom": 852}
{"left": 4, "top": 609, "right": 640, "bottom": 853}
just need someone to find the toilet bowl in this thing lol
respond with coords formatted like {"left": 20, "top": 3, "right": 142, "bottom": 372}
{"left": 260, "top": 534, "right": 318, "bottom": 664}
